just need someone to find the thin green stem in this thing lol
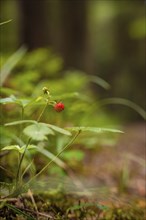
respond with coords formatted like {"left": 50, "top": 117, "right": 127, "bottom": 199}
{"left": 21, "top": 160, "right": 34, "bottom": 181}
{"left": 16, "top": 138, "right": 32, "bottom": 187}
{"left": 16, "top": 106, "right": 25, "bottom": 185}
{"left": 21, "top": 107, "right": 24, "bottom": 120}
{"left": 37, "top": 102, "right": 48, "bottom": 122}
{"left": 15, "top": 102, "right": 48, "bottom": 187}
{"left": 19, "top": 106, "right": 24, "bottom": 139}
{"left": 26, "top": 130, "right": 81, "bottom": 186}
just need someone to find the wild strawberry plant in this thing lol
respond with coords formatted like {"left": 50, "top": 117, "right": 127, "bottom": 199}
{"left": 0, "top": 85, "right": 123, "bottom": 198}
{"left": 1, "top": 49, "right": 145, "bottom": 199}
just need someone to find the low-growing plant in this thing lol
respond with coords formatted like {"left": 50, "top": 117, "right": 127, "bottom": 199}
{"left": 1, "top": 48, "right": 146, "bottom": 200}
{"left": 0, "top": 83, "right": 123, "bottom": 198}
{"left": 0, "top": 22, "right": 145, "bottom": 219}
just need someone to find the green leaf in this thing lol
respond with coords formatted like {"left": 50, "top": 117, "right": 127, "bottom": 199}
{"left": 47, "top": 123, "right": 72, "bottom": 136}
{"left": 16, "top": 98, "right": 31, "bottom": 107}
{"left": 52, "top": 92, "right": 79, "bottom": 100}
{"left": 67, "top": 203, "right": 98, "bottom": 212}
{"left": 67, "top": 126, "right": 123, "bottom": 134}
{"left": 36, "top": 147, "right": 66, "bottom": 168}
{"left": 20, "top": 144, "right": 38, "bottom": 153}
{"left": 35, "top": 96, "right": 44, "bottom": 102}
{"left": 1, "top": 145, "right": 20, "bottom": 151}
{"left": 97, "top": 204, "right": 109, "bottom": 210}
{"left": 0, "top": 95, "right": 17, "bottom": 104}
{"left": 0, "top": 182, "right": 14, "bottom": 197}
{"left": 0, "top": 95, "right": 32, "bottom": 107}
{"left": 1, "top": 145, "right": 37, "bottom": 153}
{"left": 5, "top": 121, "right": 71, "bottom": 136}
{"left": 23, "top": 123, "right": 54, "bottom": 141}
{"left": 5, "top": 120, "right": 36, "bottom": 126}
{"left": 62, "top": 150, "right": 84, "bottom": 161}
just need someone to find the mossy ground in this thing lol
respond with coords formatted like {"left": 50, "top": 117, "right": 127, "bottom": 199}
{"left": 0, "top": 124, "right": 145, "bottom": 220}
{"left": 0, "top": 191, "right": 145, "bottom": 220}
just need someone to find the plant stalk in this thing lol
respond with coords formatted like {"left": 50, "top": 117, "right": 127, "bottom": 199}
{"left": 16, "top": 137, "right": 32, "bottom": 187}
{"left": 26, "top": 130, "right": 81, "bottom": 186}
{"left": 37, "top": 102, "right": 48, "bottom": 122}
{"left": 16, "top": 102, "right": 48, "bottom": 187}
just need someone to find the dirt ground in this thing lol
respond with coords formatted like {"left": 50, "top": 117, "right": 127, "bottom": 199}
{"left": 82, "top": 122, "right": 146, "bottom": 199}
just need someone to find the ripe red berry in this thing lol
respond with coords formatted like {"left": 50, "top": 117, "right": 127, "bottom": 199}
{"left": 54, "top": 102, "right": 65, "bottom": 112}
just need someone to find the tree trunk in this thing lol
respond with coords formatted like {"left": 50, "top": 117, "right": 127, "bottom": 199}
{"left": 19, "top": 0, "right": 49, "bottom": 49}
{"left": 59, "top": 0, "right": 89, "bottom": 70}
{"left": 18, "top": 0, "right": 93, "bottom": 72}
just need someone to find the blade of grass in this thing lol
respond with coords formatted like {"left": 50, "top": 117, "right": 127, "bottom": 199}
{"left": 26, "top": 130, "right": 81, "bottom": 186}
{"left": 6, "top": 203, "right": 35, "bottom": 220}
{"left": 0, "top": 20, "right": 12, "bottom": 25}
{"left": 36, "top": 147, "right": 67, "bottom": 169}
{"left": 89, "top": 75, "right": 111, "bottom": 90}
{"left": 100, "top": 98, "right": 146, "bottom": 119}
{"left": 21, "top": 160, "right": 34, "bottom": 180}
{"left": 0, "top": 46, "right": 27, "bottom": 86}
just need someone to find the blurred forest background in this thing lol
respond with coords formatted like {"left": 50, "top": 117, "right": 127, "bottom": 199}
{"left": 1, "top": 0, "right": 145, "bottom": 121}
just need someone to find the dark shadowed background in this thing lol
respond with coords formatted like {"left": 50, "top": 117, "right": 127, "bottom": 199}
{"left": 1, "top": 0, "right": 145, "bottom": 121}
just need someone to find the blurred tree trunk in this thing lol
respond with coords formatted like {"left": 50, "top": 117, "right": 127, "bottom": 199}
{"left": 58, "top": 0, "right": 90, "bottom": 71}
{"left": 19, "top": 0, "right": 93, "bottom": 72}
{"left": 19, "top": 0, "right": 49, "bottom": 49}
{"left": 48, "top": 0, "right": 93, "bottom": 72}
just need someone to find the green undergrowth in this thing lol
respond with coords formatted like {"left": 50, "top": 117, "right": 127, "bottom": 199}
{"left": 0, "top": 48, "right": 145, "bottom": 220}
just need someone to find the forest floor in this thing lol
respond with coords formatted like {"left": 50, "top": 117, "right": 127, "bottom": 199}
{"left": 0, "top": 122, "right": 145, "bottom": 219}
{"left": 83, "top": 122, "right": 146, "bottom": 198}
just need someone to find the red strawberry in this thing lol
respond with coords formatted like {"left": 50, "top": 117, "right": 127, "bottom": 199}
{"left": 54, "top": 102, "right": 65, "bottom": 112}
